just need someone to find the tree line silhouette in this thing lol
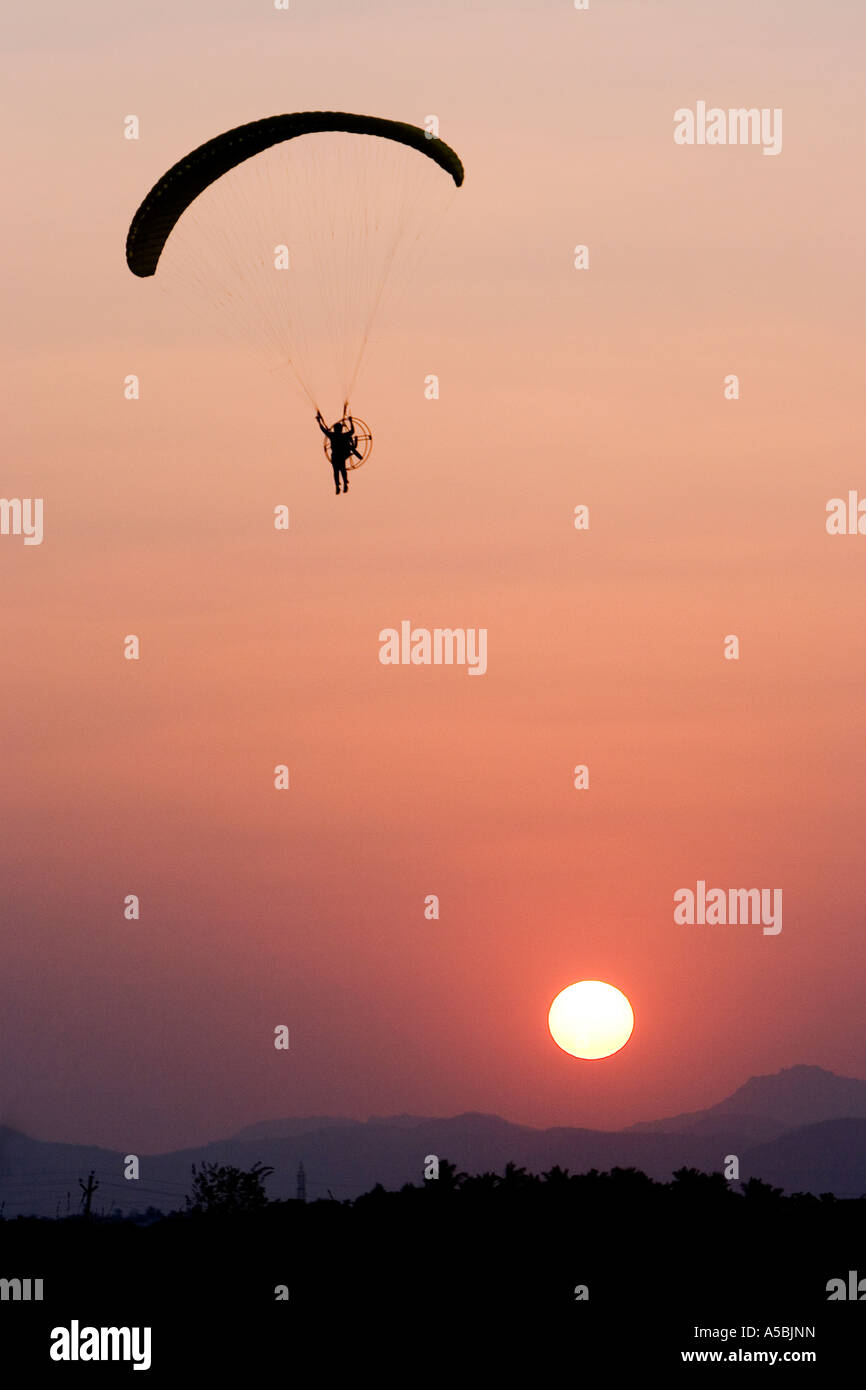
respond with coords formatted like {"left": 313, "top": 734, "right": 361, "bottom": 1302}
{"left": 3, "top": 1159, "right": 863, "bottom": 1371}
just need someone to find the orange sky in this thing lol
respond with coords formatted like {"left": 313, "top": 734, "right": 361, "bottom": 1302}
{"left": 2, "top": 0, "right": 865, "bottom": 1150}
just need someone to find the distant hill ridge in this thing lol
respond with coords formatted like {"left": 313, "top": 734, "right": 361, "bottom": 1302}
{"left": 626, "top": 1064, "right": 866, "bottom": 1134}
{"left": 3, "top": 1065, "right": 865, "bottom": 1216}
{"left": 231, "top": 1113, "right": 440, "bottom": 1141}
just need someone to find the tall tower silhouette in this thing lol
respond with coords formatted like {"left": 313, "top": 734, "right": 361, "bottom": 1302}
{"left": 296, "top": 1161, "right": 306, "bottom": 1203}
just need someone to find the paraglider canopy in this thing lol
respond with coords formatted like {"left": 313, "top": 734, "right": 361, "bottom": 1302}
{"left": 126, "top": 111, "right": 464, "bottom": 414}
{"left": 126, "top": 112, "right": 464, "bottom": 278}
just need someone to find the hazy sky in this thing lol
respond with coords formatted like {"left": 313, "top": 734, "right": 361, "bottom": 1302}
{"left": 2, "top": 0, "right": 865, "bottom": 1152}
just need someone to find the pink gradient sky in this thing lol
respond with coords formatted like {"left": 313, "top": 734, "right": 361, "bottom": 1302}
{"left": 2, "top": 0, "right": 865, "bottom": 1151}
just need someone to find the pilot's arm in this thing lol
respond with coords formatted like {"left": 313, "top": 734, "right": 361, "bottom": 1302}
{"left": 315, "top": 411, "right": 330, "bottom": 438}
{"left": 344, "top": 418, "right": 360, "bottom": 456}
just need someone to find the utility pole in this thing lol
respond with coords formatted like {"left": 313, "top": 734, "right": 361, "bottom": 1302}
{"left": 79, "top": 1171, "right": 99, "bottom": 1221}
{"left": 296, "top": 1161, "right": 306, "bottom": 1203}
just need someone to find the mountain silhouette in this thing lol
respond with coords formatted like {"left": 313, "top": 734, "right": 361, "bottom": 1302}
{"left": 230, "top": 1115, "right": 363, "bottom": 1141}
{"left": 627, "top": 1064, "right": 866, "bottom": 1135}
{"left": 3, "top": 1064, "right": 865, "bottom": 1217}
{"left": 741, "top": 1117, "right": 866, "bottom": 1198}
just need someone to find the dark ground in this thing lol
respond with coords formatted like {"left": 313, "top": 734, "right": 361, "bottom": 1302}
{"left": 1, "top": 1166, "right": 862, "bottom": 1376}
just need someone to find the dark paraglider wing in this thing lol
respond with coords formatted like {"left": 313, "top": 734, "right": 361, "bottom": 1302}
{"left": 126, "top": 112, "right": 465, "bottom": 278}
{"left": 126, "top": 113, "right": 464, "bottom": 411}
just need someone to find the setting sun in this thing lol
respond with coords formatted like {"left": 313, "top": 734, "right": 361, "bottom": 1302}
{"left": 548, "top": 981, "right": 635, "bottom": 1060}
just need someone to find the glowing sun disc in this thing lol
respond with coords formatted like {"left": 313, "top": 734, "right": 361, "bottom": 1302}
{"left": 548, "top": 980, "right": 634, "bottom": 1059}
